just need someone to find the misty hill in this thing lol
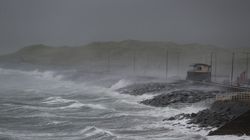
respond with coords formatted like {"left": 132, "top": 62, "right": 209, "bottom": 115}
{"left": 0, "top": 40, "right": 248, "bottom": 79}
{"left": 0, "top": 40, "right": 221, "bottom": 64}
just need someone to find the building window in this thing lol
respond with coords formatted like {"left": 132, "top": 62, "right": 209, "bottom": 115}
{"left": 197, "top": 66, "right": 202, "bottom": 71}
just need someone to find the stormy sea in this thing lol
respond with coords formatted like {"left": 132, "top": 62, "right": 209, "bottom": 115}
{"left": 0, "top": 68, "right": 249, "bottom": 140}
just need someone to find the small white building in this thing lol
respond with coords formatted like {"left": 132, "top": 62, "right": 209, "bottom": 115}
{"left": 186, "top": 63, "right": 211, "bottom": 82}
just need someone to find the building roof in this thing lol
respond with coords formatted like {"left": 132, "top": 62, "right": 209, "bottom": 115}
{"left": 190, "top": 63, "right": 211, "bottom": 67}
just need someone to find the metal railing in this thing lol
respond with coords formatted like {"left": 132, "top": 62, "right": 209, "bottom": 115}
{"left": 216, "top": 92, "right": 250, "bottom": 101}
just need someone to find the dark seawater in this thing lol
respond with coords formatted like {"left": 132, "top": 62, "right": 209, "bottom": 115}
{"left": 0, "top": 68, "right": 248, "bottom": 140}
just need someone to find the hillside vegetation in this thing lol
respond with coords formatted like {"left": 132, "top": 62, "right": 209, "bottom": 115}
{"left": 0, "top": 40, "right": 248, "bottom": 79}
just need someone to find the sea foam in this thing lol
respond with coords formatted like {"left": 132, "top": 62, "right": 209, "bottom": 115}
{"left": 43, "top": 96, "right": 107, "bottom": 110}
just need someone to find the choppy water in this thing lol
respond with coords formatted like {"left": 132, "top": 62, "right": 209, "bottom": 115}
{"left": 0, "top": 68, "right": 249, "bottom": 140}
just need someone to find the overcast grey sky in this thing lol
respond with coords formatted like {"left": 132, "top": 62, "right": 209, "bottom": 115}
{"left": 0, "top": 0, "right": 250, "bottom": 54}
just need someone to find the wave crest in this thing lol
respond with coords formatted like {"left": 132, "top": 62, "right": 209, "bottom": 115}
{"left": 43, "top": 96, "right": 107, "bottom": 110}
{"left": 0, "top": 68, "right": 62, "bottom": 81}
{"left": 79, "top": 126, "right": 115, "bottom": 138}
{"left": 110, "top": 79, "right": 133, "bottom": 90}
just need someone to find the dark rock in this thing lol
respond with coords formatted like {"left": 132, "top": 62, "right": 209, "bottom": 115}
{"left": 164, "top": 117, "right": 175, "bottom": 121}
{"left": 164, "top": 101, "right": 250, "bottom": 128}
{"left": 191, "top": 113, "right": 197, "bottom": 117}
{"left": 208, "top": 110, "right": 250, "bottom": 136}
{"left": 117, "top": 82, "right": 172, "bottom": 95}
{"left": 117, "top": 80, "right": 218, "bottom": 96}
{"left": 164, "top": 116, "right": 177, "bottom": 121}
{"left": 141, "top": 90, "right": 216, "bottom": 107}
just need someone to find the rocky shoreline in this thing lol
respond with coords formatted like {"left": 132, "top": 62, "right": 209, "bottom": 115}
{"left": 116, "top": 80, "right": 250, "bottom": 134}
{"left": 164, "top": 101, "right": 250, "bottom": 128}
{"left": 141, "top": 90, "right": 217, "bottom": 107}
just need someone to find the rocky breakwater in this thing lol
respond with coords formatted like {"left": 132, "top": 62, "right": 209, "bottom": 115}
{"left": 140, "top": 90, "right": 218, "bottom": 107}
{"left": 116, "top": 80, "right": 250, "bottom": 135}
{"left": 117, "top": 80, "right": 209, "bottom": 96}
{"left": 116, "top": 80, "right": 240, "bottom": 132}
{"left": 164, "top": 101, "right": 250, "bottom": 128}
{"left": 117, "top": 82, "right": 171, "bottom": 96}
